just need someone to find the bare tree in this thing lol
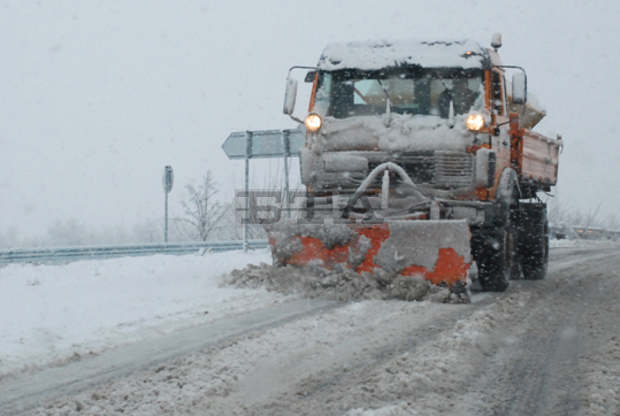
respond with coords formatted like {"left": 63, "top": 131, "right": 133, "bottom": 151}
{"left": 178, "top": 171, "right": 227, "bottom": 241}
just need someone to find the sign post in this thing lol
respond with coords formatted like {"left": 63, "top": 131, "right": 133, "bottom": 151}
{"left": 221, "top": 128, "right": 304, "bottom": 248}
{"left": 162, "top": 165, "right": 174, "bottom": 243}
{"left": 244, "top": 132, "right": 252, "bottom": 251}
{"left": 282, "top": 130, "right": 290, "bottom": 218}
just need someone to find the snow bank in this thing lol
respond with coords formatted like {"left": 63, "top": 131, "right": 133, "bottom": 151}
{"left": 0, "top": 249, "right": 279, "bottom": 377}
{"left": 226, "top": 263, "right": 464, "bottom": 303}
{"left": 550, "top": 238, "right": 578, "bottom": 248}
{"left": 549, "top": 238, "right": 616, "bottom": 248}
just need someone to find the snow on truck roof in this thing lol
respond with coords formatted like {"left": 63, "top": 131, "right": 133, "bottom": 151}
{"left": 317, "top": 39, "right": 488, "bottom": 71}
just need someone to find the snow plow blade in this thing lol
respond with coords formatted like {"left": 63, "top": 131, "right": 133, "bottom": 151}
{"left": 266, "top": 220, "right": 471, "bottom": 287}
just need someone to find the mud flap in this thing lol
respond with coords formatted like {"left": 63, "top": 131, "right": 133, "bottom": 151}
{"left": 266, "top": 220, "right": 471, "bottom": 287}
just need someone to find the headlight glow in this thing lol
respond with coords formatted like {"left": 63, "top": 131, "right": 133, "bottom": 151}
{"left": 304, "top": 113, "right": 322, "bottom": 133}
{"left": 465, "top": 113, "right": 485, "bottom": 131}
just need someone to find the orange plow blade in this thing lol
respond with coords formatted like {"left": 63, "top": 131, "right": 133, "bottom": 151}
{"left": 266, "top": 220, "right": 472, "bottom": 287}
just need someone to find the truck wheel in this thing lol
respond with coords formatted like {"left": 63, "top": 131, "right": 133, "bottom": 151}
{"left": 518, "top": 203, "right": 549, "bottom": 280}
{"left": 472, "top": 203, "right": 518, "bottom": 292}
{"left": 472, "top": 229, "right": 508, "bottom": 292}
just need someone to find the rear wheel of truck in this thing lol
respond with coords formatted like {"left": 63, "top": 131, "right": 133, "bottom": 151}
{"left": 518, "top": 202, "right": 549, "bottom": 280}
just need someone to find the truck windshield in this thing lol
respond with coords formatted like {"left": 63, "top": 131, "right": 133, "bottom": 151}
{"left": 314, "top": 68, "right": 484, "bottom": 119}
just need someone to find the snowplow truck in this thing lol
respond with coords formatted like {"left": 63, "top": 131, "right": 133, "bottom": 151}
{"left": 269, "top": 35, "right": 561, "bottom": 292}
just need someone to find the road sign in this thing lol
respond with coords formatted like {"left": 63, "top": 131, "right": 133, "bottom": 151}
{"left": 222, "top": 128, "right": 304, "bottom": 250}
{"left": 163, "top": 165, "right": 174, "bottom": 193}
{"left": 221, "top": 129, "right": 305, "bottom": 160}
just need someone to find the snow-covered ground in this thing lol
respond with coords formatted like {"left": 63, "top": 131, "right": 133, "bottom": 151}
{"left": 550, "top": 238, "right": 578, "bottom": 248}
{"left": 21, "top": 247, "right": 620, "bottom": 416}
{"left": 0, "top": 241, "right": 605, "bottom": 378}
{"left": 549, "top": 238, "right": 617, "bottom": 248}
{"left": 1, "top": 242, "right": 618, "bottom": 415}
{"left": 0, "top": 249, "right": 283, "bottom": 377}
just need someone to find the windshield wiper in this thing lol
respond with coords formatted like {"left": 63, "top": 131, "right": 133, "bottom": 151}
{"left": 376, "top": 80, "right": 392, "bottom": 118}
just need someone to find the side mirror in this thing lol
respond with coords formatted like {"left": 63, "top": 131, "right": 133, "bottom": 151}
{"left": 511, "top": 72, "right": 526, "bottom": 105}
{"left": 283, "top": 77, "right": 298, "bottom": 115}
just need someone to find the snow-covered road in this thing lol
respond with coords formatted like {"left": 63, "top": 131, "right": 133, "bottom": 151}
{"left": 1, "top": 243, "right": 618, "bottom": 415}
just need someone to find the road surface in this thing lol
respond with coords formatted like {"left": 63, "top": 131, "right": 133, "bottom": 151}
{"left": 1, "top": 244, "right": 618, "bottom": 415}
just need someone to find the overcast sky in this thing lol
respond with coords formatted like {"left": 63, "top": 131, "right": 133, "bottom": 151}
{"left": 1, "top": 0, "right": 618, "bottom": 243}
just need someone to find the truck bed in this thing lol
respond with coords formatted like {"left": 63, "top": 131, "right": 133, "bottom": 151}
{"left": 519, "top": 131, "right": 561, "bottom": 185}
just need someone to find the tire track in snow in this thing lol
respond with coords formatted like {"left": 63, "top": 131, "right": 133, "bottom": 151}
{"left": 0, "top": 299, "right": 340, "bottom": 415}
{"left": 454, "top": 249, "right": 620, "bottom": 416}
{"left": 6, "top": 244, "right": 618, "bottom": 415}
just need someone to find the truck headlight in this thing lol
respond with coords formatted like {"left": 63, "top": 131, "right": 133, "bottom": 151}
{"left": 305, "top": 113, "right": 322, "bottom": 133}
{"left": 465, "top": 113, "right": 485, "bottom": 131}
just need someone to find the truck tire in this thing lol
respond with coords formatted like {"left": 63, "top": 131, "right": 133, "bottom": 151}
{"left": 472, "top": 178, "right": 520, "bottom": 292}
{"left": 471, "top": 208, "right": 517, "bottom": 292}
{"left": 518, "top": 202, "right": 549, "bottom": 280}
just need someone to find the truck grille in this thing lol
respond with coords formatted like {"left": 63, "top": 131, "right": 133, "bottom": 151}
{"left": 368, "top": 151, "right": 473, "bottom": 188}
{"left": 433, "top": 151, "right": 474, "bottom": 187}
{"left": 397, "top": 151, "right": 435, "bottom": 183}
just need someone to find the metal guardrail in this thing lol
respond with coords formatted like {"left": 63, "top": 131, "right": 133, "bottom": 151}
{"left": 0, "top": 240, "right": 270, "bottom": 265}
{"left": 549, "top": 225, "right": 620, "bottom": 241}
